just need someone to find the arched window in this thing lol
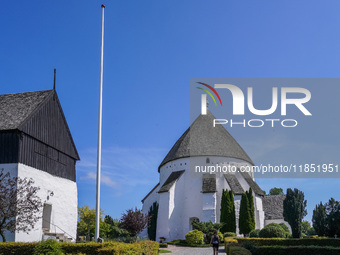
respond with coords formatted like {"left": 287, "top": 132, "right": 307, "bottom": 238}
{"left": 189, "top": 217, "right": 200, "bottom": 230}
{"left": 206, "top": 158, "right": 210, "bottom": 164}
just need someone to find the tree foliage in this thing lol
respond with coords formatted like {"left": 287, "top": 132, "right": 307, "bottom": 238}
{"left": 192, "top": 221, "right": 223, "bottom": 244}
{"left": 239, "top": 193, "right": 251, "bottom": 236}
{"left": 220, "top": 189, "right": 236, "bottom": 233}
{"left": 120, "top": 207, "right": 150, "bottom": 237}
{"left": 147, "top": 202, "right": 158, "bottom": 241}
{"left": 312, "top": 198, "right": 340, "bottom": 237}
{"left": 312, "top": 202, "right": 327, "bottom": 236}
{"left": 269, "top": 187, "right": 284, "bottom": 196}
{"left": 77, "top": 205, "right": 114, "bottom": 240}
{"left": 283, "top": 188, "right": 307, "bottom": 238}
{"left": 325, "top": 198, "right": 340, "bottom": 237}
{"left": 0, "top": 169, "right": 42, "bottom": 242}
{"left": 246, "top": 188, "right": 255, "bottom": 232}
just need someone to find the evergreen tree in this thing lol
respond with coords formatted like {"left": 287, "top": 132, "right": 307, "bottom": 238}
{"left": 239, "top": 193, "right": 251, "bottom": 236}
{"left": 220, "top": 189, "right": 236, "bottom": 233}
{"left": 312, "top": 202, "right": 327, "bottom": 236}
{"left": 147, "top": 202, "right": 158, "bottom": 241}
{"left": 220, "top": 189, "right": 228, "bottom": 233}
{"left": 247, "top": 188, "right": 255, "bottom": 232}
{"left": 228, "top": 190, "right": 236, "bottom": 233}
{"left": 283, "top": 188, "right": 307, "bottom": 238}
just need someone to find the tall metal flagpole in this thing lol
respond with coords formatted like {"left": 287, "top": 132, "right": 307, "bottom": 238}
{"left": 95, "top": 4, "right": 105, "bottom": 242}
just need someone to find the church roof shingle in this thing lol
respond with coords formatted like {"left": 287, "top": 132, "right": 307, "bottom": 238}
{"left": 158, "top": 170, "right": 185, "bottom": 193}
{"left": 202, "top": 174, "right": 216, "bottom": 193}
{"left": 0, "top": 90, "right": 52, "bottom": 130}
{"left": 159, "top": 110, "right": 253, "bottom": 171}
{"left": 262, "top": 195, "right": 286, "bottom": 220}
{"left": 240, "top": 171, "right": 265, "bottom": 196}
{"left": 224, "top": 174, "right": 244, "bottom": 195}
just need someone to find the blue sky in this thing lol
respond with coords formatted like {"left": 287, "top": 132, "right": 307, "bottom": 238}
{"left": 1, "top": 0, "right": 340, "bottom": 223}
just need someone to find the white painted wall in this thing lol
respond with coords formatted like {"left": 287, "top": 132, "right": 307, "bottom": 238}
{"left": 0, "top": 163, "right": 77, "bottom": 242}
{"left": 142, "top": 156, "right": 266, "bottom": 241}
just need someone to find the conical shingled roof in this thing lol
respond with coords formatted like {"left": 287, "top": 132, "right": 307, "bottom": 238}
{"left": 159, "top": 110, "right": 254, "bottom": 171}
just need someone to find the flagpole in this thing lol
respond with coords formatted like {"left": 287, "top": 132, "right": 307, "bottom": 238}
{"left": 95, "top": 3, "right": 105, "bottom": 242}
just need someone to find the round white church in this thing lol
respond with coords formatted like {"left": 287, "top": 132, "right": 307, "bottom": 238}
{"left": 141, "top": 110, "right": 289, "bottom": 241}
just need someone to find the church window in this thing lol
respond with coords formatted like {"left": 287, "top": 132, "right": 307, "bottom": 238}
{"left": 189, "top": 217, "right": 200, "bottom": 230}
{"left": 206, "top": 158, "right": 210, "bottom": 163}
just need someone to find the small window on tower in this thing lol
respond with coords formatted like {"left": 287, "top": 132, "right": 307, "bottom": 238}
{"left": 206, "top": 158, "right": 210, "bottom": 164}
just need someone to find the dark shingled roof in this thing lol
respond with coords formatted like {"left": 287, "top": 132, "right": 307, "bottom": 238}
{"left": 240, "top": 171, "right": 265, "bottom": 196}
{"left": 141, "top": 183, "right": 160, "bottom": 203}
{"left": 158, "top": 170, "right": 185, "bottom": 193}
{"left": 263, "top": 195, "right": 286, "bottom": 220}
{"left": 159, "top": 110, "right": 253, "bottom": 171}
{"left": 224, "top": 174, "right": 244, "bottom": 195}
{"left": 202, "top": 174, "right": 216, "bottom": 193}
{"left": 0, "top": 90, "right": 52, "bottom": 130}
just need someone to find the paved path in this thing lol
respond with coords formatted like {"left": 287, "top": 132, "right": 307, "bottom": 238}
{"left": 160, "top": 245, "right": 226, "bottom": 254}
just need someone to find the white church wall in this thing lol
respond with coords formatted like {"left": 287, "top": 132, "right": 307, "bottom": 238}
{"left": 156, "top": 191, "right": 170, "bottom": 241}
{"left": 255, "top": 195, "right": 265, "bottom": 229}
{"left": 0, "top": 163, "right": 18, "bottom": 242}
{"left": 14, "top": 163, "right": 77, "bottom": 242}
{"left": 234, "top": 195, "right": 242, "bottom": 236}
{"left": 202, "top": 193, "right": 216, "bottom": 222}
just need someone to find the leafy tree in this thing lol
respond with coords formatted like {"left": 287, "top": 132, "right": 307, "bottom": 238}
{"left": 220, "top": 189, "right": 236, "bottom": 233}
{"left": 103, "top": 215, "right": 130, "bottom": 239}
{"left": 192, "top": 221, "right": 223, "bottom": 244}
{"left": 269, "top": 187, "right": 284, "bottom": 196}
{"left": 325, "top": 198, "right": 340, "bottom": 237}
{"left": 147, "top": 202, "right": 158, "bottom": 241}
{"left": 0, "top": 169, "right": 42, "bottom": 242}
{"left": 239, "top": 193, "right": 251, "bottom": 236}
{"left": 301, "top": 221, "right": 312, "bottom": 236}
{"left": 77, "top": 205, "right": 109, "bottom": 240}
{"left": 247, "top": 188, "right": 255, "bottom": 232}
{"left": 283, "top": 188, "right": 307, "bottom": 238}
{"left": 120, "top": 207, "right": 150, "bottom": 238}
{"left": 312, "top": 202, "right": 327, "bottom": 236}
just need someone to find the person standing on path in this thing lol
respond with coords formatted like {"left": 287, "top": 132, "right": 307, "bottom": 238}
{"left": 210, "top": 231, "right": 220, "bottom": 255}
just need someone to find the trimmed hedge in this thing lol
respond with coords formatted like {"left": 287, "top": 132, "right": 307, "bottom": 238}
{"left": 159, "top": 242, "right": 168, "bottom": 248}
{"left": 255, "top": 245, "right": 340, "bottom": 255}
{"left": 98, "top": 241, "right": 159, "bottom": 255}
{"left": 224, "top": 232, "right": 237, "bottom": 237}
{"left": 224, "top": 237, "right": 238, "bottom": 254}
{"left": 235, "top": 238, "right": 340, "bottom": 247}
{"left": 0, "top": 242, "right": 37, "bottom": 255}
{"left": 0, "top": 241, "right": 159, "bottom": 255}
{"left": 229, "top": 246, "right": 251, "bottom": 255}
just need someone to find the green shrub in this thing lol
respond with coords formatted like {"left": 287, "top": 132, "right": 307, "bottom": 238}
{"left": 98, "top": 241, "right": 159, "bottom": 255}
{"left": 33, "top": 239, "right": 63, "bottom": 255}
{"left": 249, "top": 229, "right": 260, "bottom": 238}
{"left": 259, "top": 223, "right": 286, "bottom": 238}
{"left": 217, "top": 232, "right": 223, "bottom": 242}
{"left": 255, "top": 245, "right": 340, "bottom": 255}
{"left": 159, "top": 242, "right": 168, "bottom": 248}
{"left": 185, "top": 230, "right": 204, "bottom": 246}
{"left": 224, "top": 237, "right": 238, "bottom": 254}
{"left": 60, "top": 242, "right": 104, "bottom": 254}
{"left": 279, "top": 223, "right": 289, "bottom": 233}
{"left": 0, "top": 242, "right": 37, "bottom": 255}
{"left": 229, "top": 246, "right": 251, "bottom": 255}
{"left": 235, "top": 238, "right": 340, "bottom": 247}
{"left": 224, "top": 232, "right": 237, "bottom": 237}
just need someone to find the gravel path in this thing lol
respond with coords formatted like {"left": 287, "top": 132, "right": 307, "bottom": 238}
{"left": 160, "top": 245, "right": 226, "bottom": 254}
